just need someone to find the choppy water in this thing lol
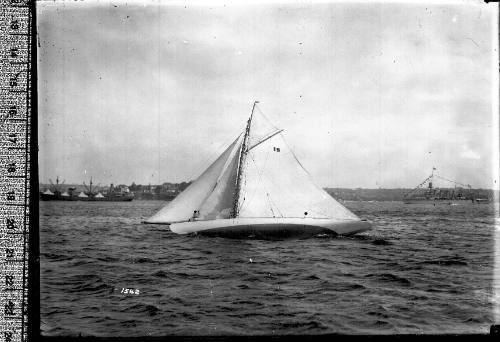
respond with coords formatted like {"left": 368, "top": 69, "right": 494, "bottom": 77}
{"left": 40, "top": 200, "right": 496, "bottom": 336}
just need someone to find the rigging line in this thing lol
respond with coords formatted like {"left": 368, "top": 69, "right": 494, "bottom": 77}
{"left": 267, "top": 191, "right": 283, "bottom": 218}
{"left": 259, "top": 149, "right": 283, "bottom": 218}
{"left": 280, "top": 133, "right": 333, "bottom": 200}
{"left": 403, "top": 175, "right": 433, "bottom": 197}
{"left": 434, "top": 174, "right": 471, "bottom": 188}
{"left": 255, "top": 105, "right": 280, "bottom": 131}
{"left": 247, "top": 129, "right": 284, "bottom": 152}
{"left": 267, "top": 193, "right": 277, "bottom": 218}
{"left": 280, "top": 133, "right": 312, "bottom": 177}
{"left": 239, "top": 150, "right": 271, "bottom": 214}
{"left": 250, "top": 151, "right": 282, "bottom": 217}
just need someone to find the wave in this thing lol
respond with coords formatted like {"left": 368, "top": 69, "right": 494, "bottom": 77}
{"left": 73, "top": 282, "right": 113, "bottom": 294}
{"left": 333, "top": 282, "right": 366, "bottom": 292}
{"left": 303, "top": 274, "right": 321, "bottom": 280}
{"left": 130, "top": 257, "right": 155, "bottom": 264}
{"left": 364, "top": 273, "right": 412, "bottom": 286}
{"left": 120, "top": 303, "right": 160, "bottom": 317}
{"left": 152, "top": 270, "right": 170, "bottom": 278}
{"left": 421, "top": 256, "right": 468, "bottom": 266}
{"left": 96, "top": 256, "right": 120, "bottom": 263}
{"left": 372, "top": 239, "right": 392, "bottom": 246}
{"left": 42, "top": 252, "right": 73, "bottom": 262}
{"left": 312, "top": 280, "right": 366, "bottom": 292}
{"left": 64, "top": 274, "right": 114, "bottom": 294}
{"left": 279, "top": 320, "right": 329, "bottom": 331}
{"left": 367, "top": 311, "right": 390, "bottom": 319}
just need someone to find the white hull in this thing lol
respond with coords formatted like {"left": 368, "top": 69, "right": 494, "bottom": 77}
{"left": 169, "top": 217, "right": 371, "bottom": 237}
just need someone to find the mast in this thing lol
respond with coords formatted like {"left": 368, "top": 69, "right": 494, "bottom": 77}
{"left": 231, "top": 101, "right": 258, "bottom": 218}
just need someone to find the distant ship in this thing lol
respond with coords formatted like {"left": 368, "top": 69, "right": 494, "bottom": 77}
{"left": 403, "top": 168, "right": 483, "bottom": 204}
{"left": 40, "top": 177, "right": 134, "bottom": 202}
{"left": 145, "top": 101, "right": 371, "bottom": 237}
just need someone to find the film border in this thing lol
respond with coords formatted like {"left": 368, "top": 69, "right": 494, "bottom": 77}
{"left": 0, "top": 0, "right": 38, "bottom": 341}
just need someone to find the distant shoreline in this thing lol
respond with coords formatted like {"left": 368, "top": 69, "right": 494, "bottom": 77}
{"left": 324, "top": 188, "right": 497, "bottom": 202}
{"left": 38, "top": 183, "right": 498, "bottom": 202}
{"left": 38, "top": 183, "right": 499, "bottom": 191}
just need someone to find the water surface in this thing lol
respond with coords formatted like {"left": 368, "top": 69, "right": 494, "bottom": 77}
{"left": 40, "top": 200, "right": 495, "bottom": 336}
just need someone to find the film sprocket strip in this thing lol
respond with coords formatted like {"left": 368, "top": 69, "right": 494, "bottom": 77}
{"left": 0, "top": 0, "right": 32, "bottom": 341}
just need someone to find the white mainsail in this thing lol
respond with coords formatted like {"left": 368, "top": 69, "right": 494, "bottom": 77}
{"left": 145, "top": 102, "right": 371, "bottom": 236}
{"left": 238, "top": 136, "right": 358, "bottom": 220}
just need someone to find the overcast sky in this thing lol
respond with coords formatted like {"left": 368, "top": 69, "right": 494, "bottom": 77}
{"left": 37, "top": 0, "right": 498, "bottom": 189}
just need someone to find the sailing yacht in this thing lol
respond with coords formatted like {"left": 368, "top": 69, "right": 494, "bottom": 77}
{"left": 145, "top": 102, "right": 371, "bottom": 236}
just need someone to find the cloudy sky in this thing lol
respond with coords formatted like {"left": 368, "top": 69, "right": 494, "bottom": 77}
{"left": 37, "top": 0, "right": 498, "bottom": 189}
